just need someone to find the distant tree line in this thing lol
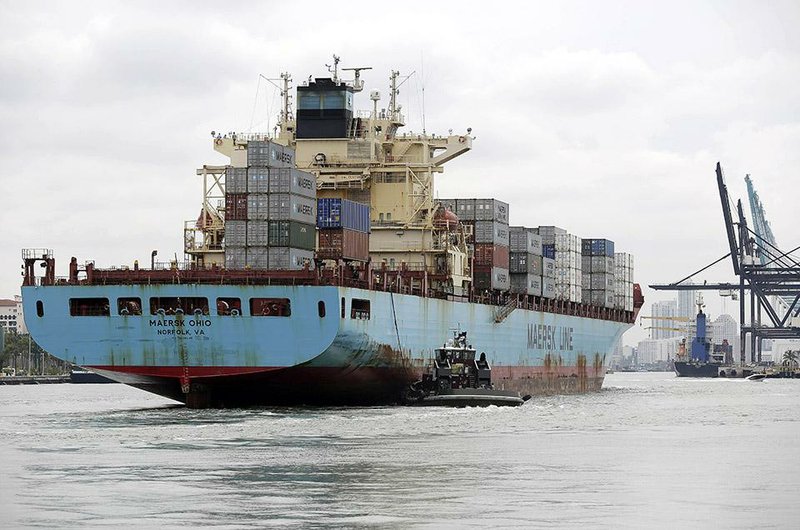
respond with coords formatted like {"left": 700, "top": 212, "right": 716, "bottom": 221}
{"left": 1, "top": 331, "right": 67, "bottom": 375}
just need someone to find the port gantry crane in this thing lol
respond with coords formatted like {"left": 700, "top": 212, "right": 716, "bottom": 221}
{"left": 650, "top": 163, "right": 800, "bottom": 365}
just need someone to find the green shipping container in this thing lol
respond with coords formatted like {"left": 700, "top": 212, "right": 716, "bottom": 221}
{"left": 268, "top": 221, "right": 316, "bottom": 250}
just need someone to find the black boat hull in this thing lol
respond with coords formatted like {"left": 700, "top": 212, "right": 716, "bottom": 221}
{"left": 674, "top": 361, "right": 720, "bottom": 378}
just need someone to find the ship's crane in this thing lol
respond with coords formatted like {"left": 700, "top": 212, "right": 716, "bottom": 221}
{"left": 650, "top": 163, "right": 800, "bottom": 365}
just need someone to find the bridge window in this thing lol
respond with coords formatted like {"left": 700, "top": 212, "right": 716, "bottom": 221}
{"left": 318, "top": 301, "right": 326, "bottom": 318}
{"left": 36, "top": 301, "right": 44, "bottom": 317}
{"left": 351, "top": 298, "right": 370, "bottom": 320}
{"left": 70, "top": 298, "right": 110, "bottom": 317}
{"left": 216, "top": 297, "right": 242, "bottom": 316}
{"left": 117, "top": 297, "right": 142, "bottom": 316}
{"left": 341, "top": 297, "right": 345, "bottom": 319}
{"left": 149, "top": 297, "right": 209, "bottom": 316}
{"left": 250, "top": 298, "right": 291, "bottom": 317}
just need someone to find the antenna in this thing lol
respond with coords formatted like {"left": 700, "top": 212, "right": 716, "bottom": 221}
{"left": 260, "top": 73, "right": 293, "bottom": 127}
{"left": 389, "top": 70, "right": 415, "bottom": 122}
{"left": 342, "top": 66, "right": 373, "bottom": 92}
{"left": 420, "top": 52, "right": 426, "bottom": 135}
{"left": 325, "top": 54, "right": 341, "bottom": 83}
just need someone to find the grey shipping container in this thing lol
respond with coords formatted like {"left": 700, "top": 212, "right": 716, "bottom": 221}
{"left": 474, "top": 220, "right": 509, "bottom": 245}
{"left": 542, "top": 278, "right": 556, "bottom": 299}
{"left": 247, "top": 194, "right": 270, "bottom": 221}
{"left": 245, "top": 246, "right": 269, "bottom": 269}
{"left": 268, "top": 221, "right": 316, "bottom": 250}
{"left": 455, "top": 199, "right": 476, "bottom": 221}
{"left": 247, "top": 168, "right": 270, "bottom": 193}
{"left": 225, "top": 167, "right": 248, "bottom": 193}
{"left": 473, "top": 267, "right": 510, "bottom": 292}
{"left": 510, "top": 273, "right": 542, "bottom": 296}
{"left": 542, "top": 257, "right": 556, "bottom": 278}
{"left": 268, "top": 247, "right": 314, "bottom": 270}
{"left": 225, "top": 247, "right": 247, "bottom": 269}
{"left": 268, "top": 193, "right": 316, "bottom": 224}
{"left": 269, "top": 168, "right": 317, "bottom": 199}
{"left": 475, "top": 198, "right": 510, "bottom": 223}
{"left": 224, "top": 221, "right": 247, "bottom": 247}
{"left": 510, "top": 252, "right": 543, "bottom": 275}
{"left": 247, "top": 140, "right": 295, "bottom": 169}
{"left": 246, "top": 220, "right": 269, "bottom": 246}
{"left": 509, "top": 227, "right": 543, "bottom": 255}
{"left": 590, "top": 273, "right": 615, "bottom": 290}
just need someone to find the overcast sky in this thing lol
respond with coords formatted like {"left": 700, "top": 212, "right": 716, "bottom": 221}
{"left": 1, "top": 1, "right": 798, "bottom": 346}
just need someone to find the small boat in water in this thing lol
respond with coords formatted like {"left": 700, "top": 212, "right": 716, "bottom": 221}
{"left": 404, "top": 331, "right": 529, "bottom": 407}
{"left": 745, "top": 373, "right": 766, "bottom": 382}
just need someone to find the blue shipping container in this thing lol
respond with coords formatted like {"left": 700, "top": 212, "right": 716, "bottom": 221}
{"left": 588, "top": 239, "right": 615, "bottom": 257}
{"left": 317, "top": 198, "right": 370, "bottom": 233}
{"left": 542, "top": 244, "right": 556, "bottom": 259}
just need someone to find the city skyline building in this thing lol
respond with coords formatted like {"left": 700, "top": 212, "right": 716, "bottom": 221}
{"left": 650, "top": 300, "right": 680, "bottom": 340}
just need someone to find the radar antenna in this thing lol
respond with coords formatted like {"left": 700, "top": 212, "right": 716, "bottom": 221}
{"left": 342, "top": 66, "right": 373, "bottom": 92}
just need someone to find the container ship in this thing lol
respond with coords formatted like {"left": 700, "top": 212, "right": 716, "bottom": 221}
{"left": 21, "top": 57, "right": 643, "bottom": 407}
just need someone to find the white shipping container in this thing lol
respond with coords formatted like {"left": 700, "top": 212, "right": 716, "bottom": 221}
{"left": 591, "top": 256, "right": 615, "bottom": 273}
{"left": 555, "top": 283, "right": 582, "bottom": 302}
{"left": 555, "top": 267, "right": 581, "bottom": 285}
{"left": 556, "top": 251, "right": 581, "bottom": 269}
{"left": 555, "top": 234, "right": 581, "bottom": 252}
{"left": 604, "top": 291, "right": 615, "bottom": 309}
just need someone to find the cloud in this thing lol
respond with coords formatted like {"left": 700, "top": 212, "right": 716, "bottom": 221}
{"left": 1, "top": 1, "right": 799, "bottom": 352}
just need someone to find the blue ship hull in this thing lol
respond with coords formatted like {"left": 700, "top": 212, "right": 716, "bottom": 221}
{"left": 22, "top": 284, "right": 631, "bottom": 406}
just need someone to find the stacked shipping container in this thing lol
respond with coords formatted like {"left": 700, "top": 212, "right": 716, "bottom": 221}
{"left": 470, "top": 199, "right": 510, "bottom": 291}
{"left": 316, "top": 198, "right": 370, "bottom": 261}
{"left": 509, "top": 227, "right": 545, "bottom": 297}
{"left": 443, "top": 198, "right": 511, "bottom": 291}
{"left": 614, "top": 252, "right": 634, "bottom": 311}
{"left": 223, "top": 141, "right": 316, "bottom": 270}
{"left": 580, "top": 239, "right": 616, "bottom": 308}
{"left": 554, "top": 233, "right": 583, "bottom": 302}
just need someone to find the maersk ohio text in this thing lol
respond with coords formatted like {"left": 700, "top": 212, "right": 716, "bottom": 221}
{"left": 527, "top": 324, "right": 574, "bottom": 351}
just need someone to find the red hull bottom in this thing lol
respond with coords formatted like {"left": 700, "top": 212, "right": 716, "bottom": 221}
{"left": 90, "top": 365, "right": 606, "bottom": 408}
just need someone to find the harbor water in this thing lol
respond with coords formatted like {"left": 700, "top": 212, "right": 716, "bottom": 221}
{"left": 0, "top": 372, "right": 798, "bottom": 528}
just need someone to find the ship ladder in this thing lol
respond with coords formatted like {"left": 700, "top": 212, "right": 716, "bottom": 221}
{"left": 494, "top": 298, "right": 518, "bottom": 323}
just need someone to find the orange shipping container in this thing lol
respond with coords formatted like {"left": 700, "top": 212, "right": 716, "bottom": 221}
{"left": 317, "top": 229, "right": 369, "bottom": 261}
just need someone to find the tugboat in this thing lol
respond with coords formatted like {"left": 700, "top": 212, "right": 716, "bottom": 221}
{"left": 404, "top": 331, "right": 529, "bottom": 407}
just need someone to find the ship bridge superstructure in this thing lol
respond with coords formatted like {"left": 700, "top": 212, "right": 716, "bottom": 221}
{"left": 206, "top": 56, "right": 475, "bottom": 293}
